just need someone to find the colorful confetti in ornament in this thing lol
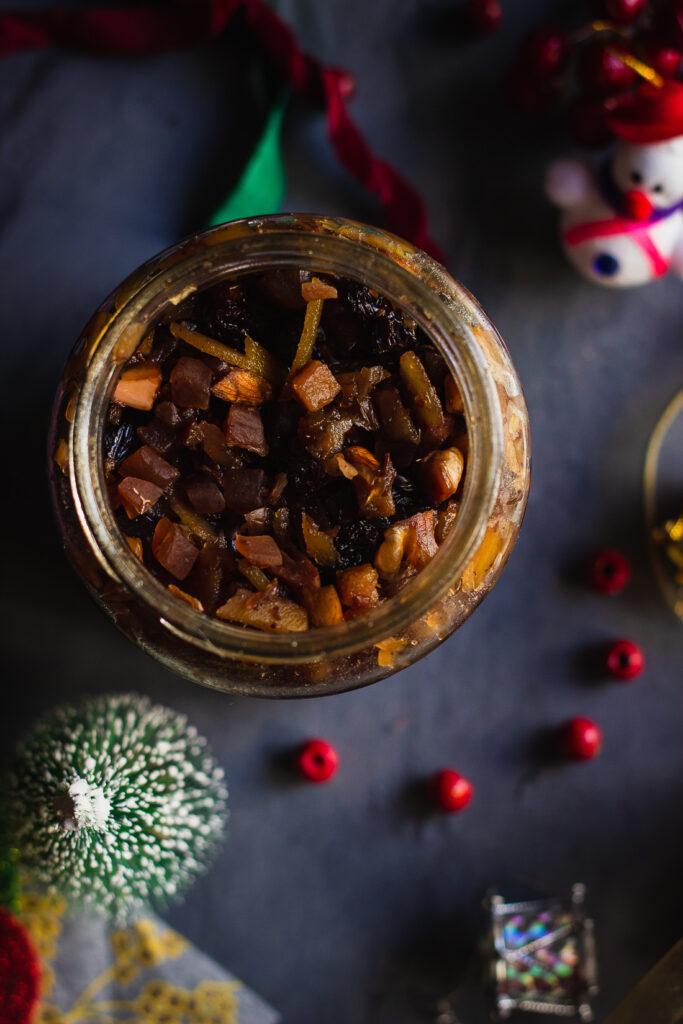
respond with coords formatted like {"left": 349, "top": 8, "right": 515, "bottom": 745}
{"left": 487, "top": 884, "right": 598, "bottom": 1019}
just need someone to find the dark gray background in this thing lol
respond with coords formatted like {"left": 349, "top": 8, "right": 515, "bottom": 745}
{"left": 2, "top": 1, "right": 682, "bottom": 1021}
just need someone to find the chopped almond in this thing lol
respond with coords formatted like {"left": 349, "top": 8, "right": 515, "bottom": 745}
{"left": 435, "top": 499, "right": 459, "bottom": 545}
{"left": 336, "top": 564, "right": 380, "bottom": 610}
{"left": 216, "top": 586, "right": 309, "bottom": 632}
{"left": 290, "top": 360, "right": 341, "bottom": 412}
{"left": 302, "top": 584, "right": 343, "bottom": 626}
{"left": 234, "top": 534, "right": 283, "bottom": 568}
{"left": 125, "top": 535, "right": 144, "bottom": 561}
{"left": 212, "top": 368, "right": 273, "bottom": 405}
{"left": 119, "top": 445, "right": 179, "bottom": 489}
{"left": 168, "top": 583, "right": 204, "bottom": 613}
{"left": 152, "top": 517, "right": 199, "bottom": 580}
{"left": 444, "top": 375, "right": 464, "bottom": 414}
{"left": 339, "top": 448, "right": 396, "bottom": 519}
{"left": 117, "top": 476, "right": 163, "bottom": 519}
{"left": 399, "top": 351, "right": 445, "bottom": 430}
{"left": 375, "top": 511, "right": 438, "bottom": 579}
{"left": 223, "top": 405, "right": 268, "bottom": 456}
{"left": 301, "top": 277, "right": 338, "bottom": 301}
{"left": 113, "top": 364, "right": 161, "bottom": 411}
{"left": 301, "top": 513, "right": 337, "bottom": 567}
{"left": 420, "top": 448, "right": 464, "bottom": 503}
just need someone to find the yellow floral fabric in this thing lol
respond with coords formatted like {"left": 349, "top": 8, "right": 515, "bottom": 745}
{"left": 15, "top": 886, "right": 277, "bottom": 1024}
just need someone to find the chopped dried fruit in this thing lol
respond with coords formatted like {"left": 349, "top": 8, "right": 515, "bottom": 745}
{"left": 170, "top": 356, "right": 212, "bottom": 409}
{"left": 336, "top": 563, "right": 380, "bottom": 611}
{"left": 211, "top": 368, "right": 272, "bottom": 405}
{"left": 290, "top": 360, "right": 341, "bottom": 412}
{"left": 399, "top": 350, "right": 445, "bottom": 430}
{"left": 113, "top": 364, "right": 162, "bottom": 410}
{"left": 224, "top": 468, "right": 268, "bottom": 514}
{"left": 117, "top": 476, "right": 163, "bottom": 519}
{"left": 234, "top": 534, "right": 283, "bottom": 568}
{"left": 184, "top": 473, "right": 226, "bottom": 514}
{"left": 223, "top": 405, "right": 268, "bottom": 456}
{"left": 301, "top": 277, "right": 338, "bottom": 301}
{"left": 301, "top": 513, "right": 337, "bottom": 567}
{"left": 119, "top": 445, "right": 180, "bottom": 489}
{"left": 152, "top": 517, "right": 199, "bottom": 580}
{"left": 168, "top": 583, "right": 204, "bottom": 612}
{"left": 444, "top": 375, "right": 464, "bottom": 414}
{"left": 106, "top": 271, "right": 469, "bottom": 628}
{"left": 291, "top": 298, "right": 324, "bottom": 372}
{"left": 302, "top": 584, "right": 344, "bottom": 626}
{"left": 420, "top": 447, "right": 464, "bottom": 503}
{"left": 216, "top": 586, "right": 308, "bottom": 632}
{"left": 125, "top": 535, "right": 144, "bottom": 561}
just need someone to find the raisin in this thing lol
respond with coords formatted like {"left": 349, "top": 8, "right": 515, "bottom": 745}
{"left": 334, "top": 519, "right": 388, "bottom": 570}
{"left": 104, "top": 421, "right": 138, "bottom": 465}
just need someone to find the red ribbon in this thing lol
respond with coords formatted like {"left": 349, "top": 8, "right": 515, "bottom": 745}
{"left": 0, "top": 0, "right": 444, "bottom": 261}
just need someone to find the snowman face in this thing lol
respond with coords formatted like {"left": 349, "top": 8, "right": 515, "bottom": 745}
{"left": 612, "top": 136, "right": 683, "bottom": 207}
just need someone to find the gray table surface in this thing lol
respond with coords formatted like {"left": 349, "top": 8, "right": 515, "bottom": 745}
{"left": 2, "top": 1, "right": 682, "bottom": 1021}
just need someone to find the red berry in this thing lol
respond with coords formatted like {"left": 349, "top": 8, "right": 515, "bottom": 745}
{"left": 297, "top": 738, "right": 339, "bottom": 782}
{"left": 522, "top": 27, "right": 569, "bottom": 78}
{"left": 567, "top": 96, "right": 613, "bottom": 147}
{"left": 603, "top": 0, "right": 646, "bottom": 24}
{"left": 587, "top": 548, "right": 631, "bottom": 594}
{"left": 467, "top": 0, "right": 502, "bottom": 33}
{"left": 579, "top": 42, "right": 636, "bottom": 95}
{"left": 564, "top": 717, "right": 603, "bottom": 760}
{"left": 606, "top": 638, "right": 645, "bottom": 680}
{"left": 433, "top": 768, "right": 474, "bottom": 813}
{"left": 645, "top": 44, "right": 683, "bottom": 77}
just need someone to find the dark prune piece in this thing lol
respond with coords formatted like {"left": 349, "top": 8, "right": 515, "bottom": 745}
{"left": 224, "top": 468, "right": 269, "bottom": 515}
{"left": 137, "top": 418, "right": 177, "bottom": 455}
{"left": 334, "top": 519, "right": 389, "bottom": 570}
{"left": 104, "top": 421, "right": 137, "bottom": 465}
{"left": 284, "top": 444, "right": 328, "bottom": 503}
{"left": 170, "top": 357, "right": 212, "bottom": 410}
{"left": 185, "top": 472, "right": 226, "bottom": 514}
{"left": 255, "top": 270, "right": 306, "bottom": 310}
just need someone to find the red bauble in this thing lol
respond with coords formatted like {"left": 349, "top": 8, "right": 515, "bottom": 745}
{"left": 564, "top": 717, "right": 603, "bottom": 760}
{"left": 606, "top": 638, "right": 645, "bottom": 680}
{"left": 568, "top": 96, "right": 613, "bottom": 147}
{"left": 587, "top": 548, "right": 631, "bottom": 594}
{"left": 643, "top": 42, "right": 683, "bottom": 78}
{"left": 433, "top": 769, "right": 474, "bottom": 813}
{"left": 297, "top": 738, "right": 339, "bottom": 782}
{"left": 0, "top": 910, "right": 41, "bottom": 1024}
{"left": 467, "top": 0, "right": 502, "bottom": 33}
{"left": 522, "top": 27, "right": 569, "bottom": 78}
{"left": 602, "top": 0, "right": 647, "bottom": 25}
{"left": 579, "top": 42, "right": 636, "bottom": 95}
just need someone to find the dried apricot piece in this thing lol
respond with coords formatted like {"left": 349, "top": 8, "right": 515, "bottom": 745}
{"left": 290, "top": 360, "right": 341, "bottom": 412}
{"left": 216, "top": 586, "right": 308, "bottom": 632}
{"left": 113, "top": 364, "right": 162, "bottom": 411}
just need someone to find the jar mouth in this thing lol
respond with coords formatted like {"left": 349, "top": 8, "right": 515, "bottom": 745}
{"left": 71, "top": 215, "right": 506, "bottom": 665}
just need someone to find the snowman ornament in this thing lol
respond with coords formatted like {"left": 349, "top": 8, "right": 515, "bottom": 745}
{"left": 546, "top": 80, "right": 683, "bottom": 287}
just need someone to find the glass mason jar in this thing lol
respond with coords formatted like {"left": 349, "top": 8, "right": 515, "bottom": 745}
{"left": 49, "top": 214, "right": 530, "bottom": 697}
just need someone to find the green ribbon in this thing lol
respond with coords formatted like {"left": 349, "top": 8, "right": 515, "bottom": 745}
{"left": 207, "top": 91, "right": 288, "bottom": 226}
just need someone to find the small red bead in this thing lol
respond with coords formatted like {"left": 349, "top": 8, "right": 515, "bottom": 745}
{"left": 564, "top": 717, "right": 603, "bottom": 760}
{"left": 587, "top": 548, "right": 631, "bottom": 594}
{"left": 522, "top": 27, "right": 569, "bottom": 78}
{"left": 433, "top": 769, "right": 474, "bottom": 813}
{"left": 297, "top": 738, "right": 339, "bottom": 783}
{"left": 467, "top": 0, "right": 502, "bottom": 33}
{"left": 606, "top": 638, "right": 645, "bottom": 680}
{"left": 579, "top": 42, "right": 636, "bottom": 95}
{"left": 602, "top": 0, "right": 647, "bottom": 24}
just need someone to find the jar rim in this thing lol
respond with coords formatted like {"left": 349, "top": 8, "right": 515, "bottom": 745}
{"left": 70, "top": 214, "right": 507, "bottom": 665}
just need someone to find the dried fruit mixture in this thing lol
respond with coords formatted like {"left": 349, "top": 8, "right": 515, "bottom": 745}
{"left": 104, "top": 271, "right": 468, "bottom": 632}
